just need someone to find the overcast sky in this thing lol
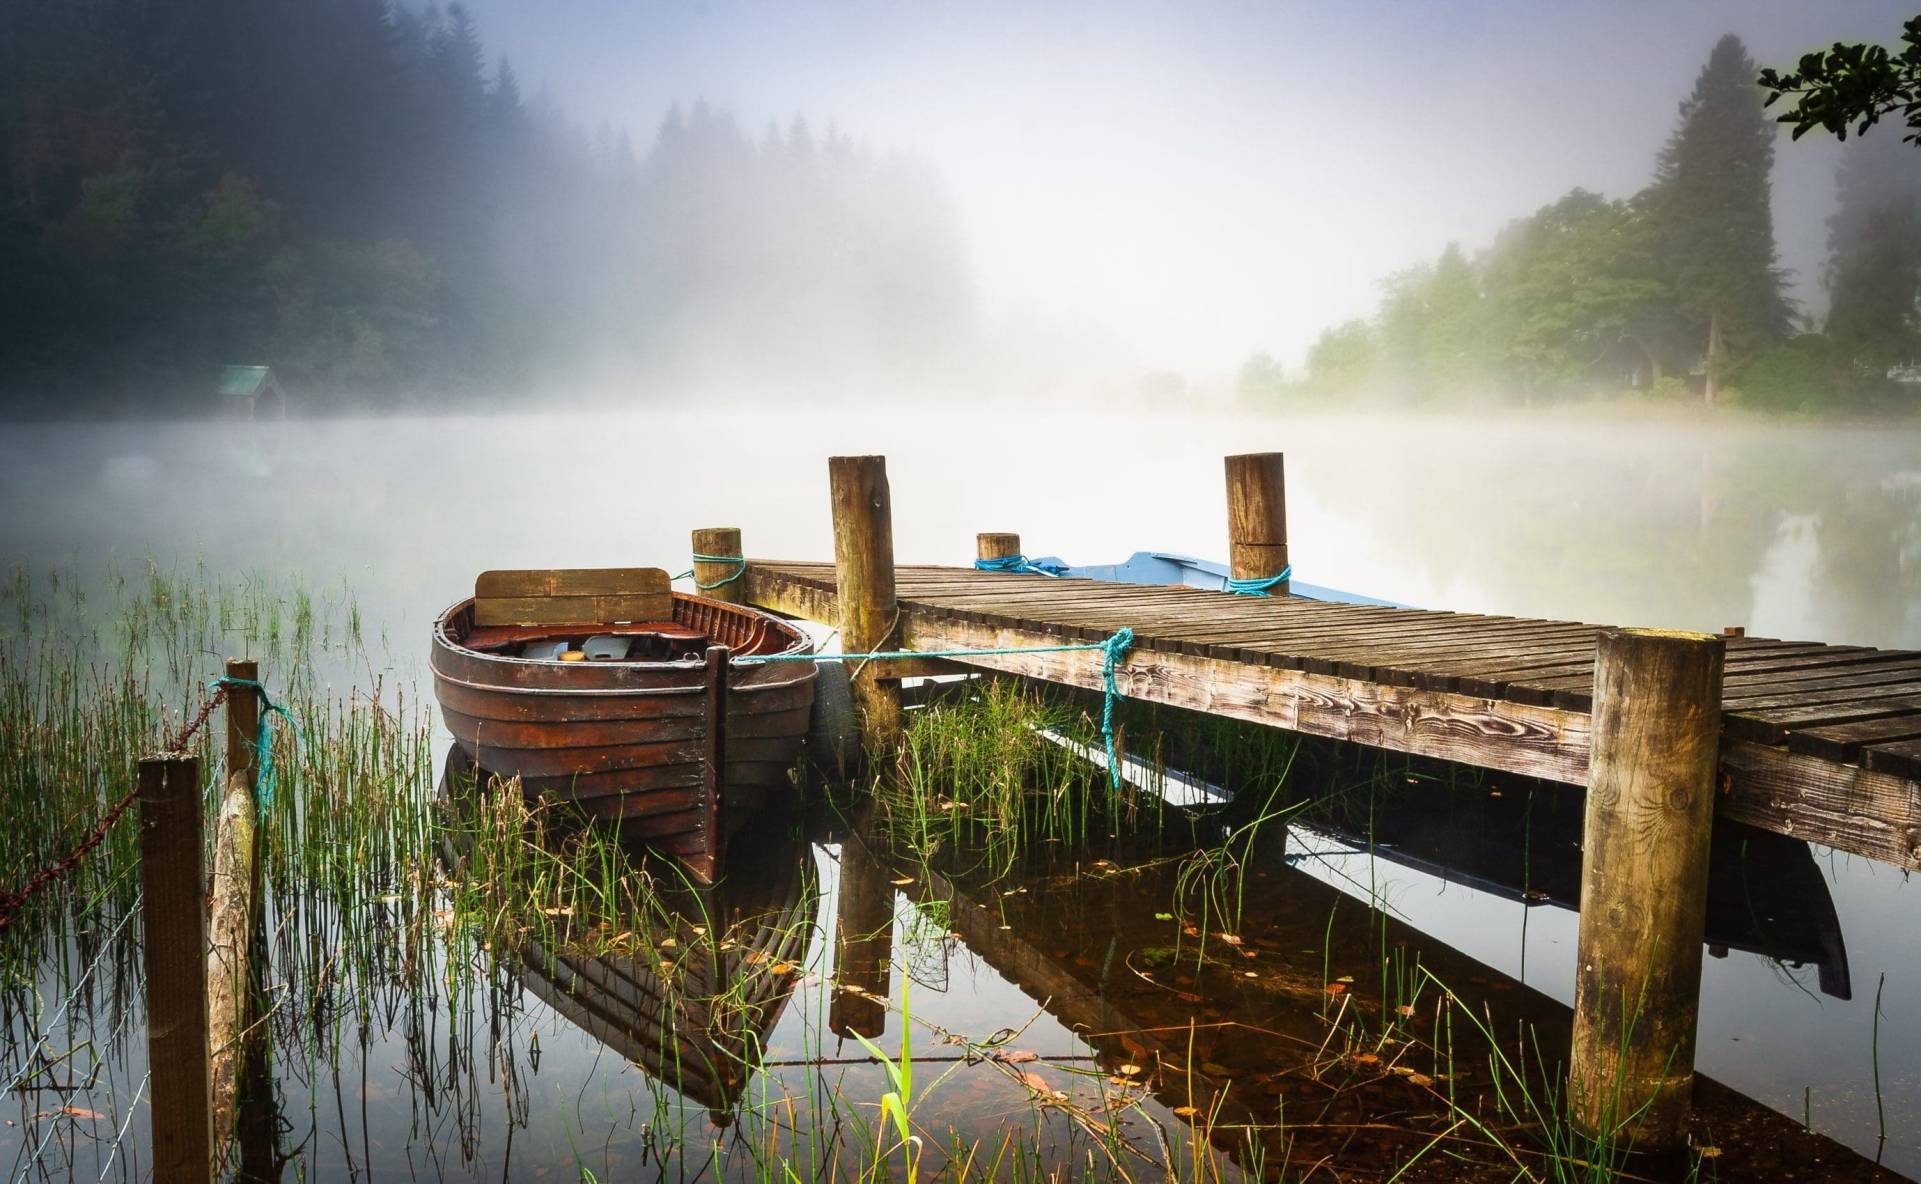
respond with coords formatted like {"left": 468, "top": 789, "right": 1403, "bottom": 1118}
{"left": 459, "top": 0, "right": 1911, "bottom": 374}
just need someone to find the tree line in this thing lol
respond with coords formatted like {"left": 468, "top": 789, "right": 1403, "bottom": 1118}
{"left": 0, "top": 1, "right": 975, "bottom": 414}
{"left": 1248, "top": 34, "right": 1921, "bottom": 413}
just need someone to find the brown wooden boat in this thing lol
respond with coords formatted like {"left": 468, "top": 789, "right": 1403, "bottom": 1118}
{"left": 430, "top": 567, "right": 816, "bottom": 881}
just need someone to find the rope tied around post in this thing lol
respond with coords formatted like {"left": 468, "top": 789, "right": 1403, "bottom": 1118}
{"left": 209, "top": 676, "right": 301, "bottom": 809}
{"left": 972, "top": 555, "right": 1062, "bottom": 578}
{"left": 735, "top": 627, "right": 1137, "bottom": 789}
{"left": 1225, "top": 565, "right": 1292, "bottom": 596}
{"left": 675, "top": 552, "right": 747, "bottom": 590}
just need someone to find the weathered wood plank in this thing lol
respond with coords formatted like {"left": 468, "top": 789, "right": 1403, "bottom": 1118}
{"left": 476, "top": 567, "right": 670, "bottom": 598}
{"left": 472, "top": 593, "right": 674, "bottom": 626}
{"left": 1787, "top": 712, "right": 1921, "bottom": 763}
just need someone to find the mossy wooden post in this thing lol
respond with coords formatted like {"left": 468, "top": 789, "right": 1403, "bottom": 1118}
{"left": 1569, "top": 628, "right": 1725, "bottom": 1151}
{"left": 1225, "top": 452, "right": 1288, "bottom": 595}
{"left": 976, "top": 532, "right": 1020, "bottom": 564}
{"left": 692, "top": 527, "right": 745, "bottom": 605}
{"left": 139, "top": 754, "right": 213, "bottom": 1183}
{"left": 208, "top": 659, "right": 261, "bottom": 1142}
{"left": 828, "top": 456, "right": 902, "bottom": 748}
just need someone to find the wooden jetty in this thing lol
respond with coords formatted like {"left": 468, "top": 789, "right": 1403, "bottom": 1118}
{"left": 704, "top": 450, "right": 1921, "bottom": 1156}
{"left": 739, "top": 564, "right": 1921, "bottom": 871}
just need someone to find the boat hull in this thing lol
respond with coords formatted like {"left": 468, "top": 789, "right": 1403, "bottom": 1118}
{"left": 430, "top": 592, "right": 816, "bottom": 878}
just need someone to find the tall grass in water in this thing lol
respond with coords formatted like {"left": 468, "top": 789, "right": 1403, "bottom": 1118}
{"left": 887, "top": 679, "right": 1167, "bottom": 875}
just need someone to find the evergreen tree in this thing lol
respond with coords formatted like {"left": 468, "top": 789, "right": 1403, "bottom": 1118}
{"left": 1642, "top": 34, "right": 1791, "bottom": 404}
{"left": 1825, "top": 132, "right": 1921, "bottom": 375}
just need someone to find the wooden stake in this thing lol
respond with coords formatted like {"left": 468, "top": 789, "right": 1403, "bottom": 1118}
{"left": 829, "top": 825, "right": 894, "bottom": 1039}
{"left": 828, "top": 455, "right": 902, "bottom": 748}
{"left": 1569, "top": 627, "right": 1725, "bottom": 1150}
{"left": 139, "top": 754, "right": 213, "bottom": 1184}
{"left": 976, "top": 532, "right": 1021, "bottom": 563}
{"left": 1225, "top": 452, "right": 1288, "bottom": 594}
{"left": 692, "top": 527, "right": 746, "bottom": 605}
{"left": 208, "top": 659, "right": 260, "bottom": 1143}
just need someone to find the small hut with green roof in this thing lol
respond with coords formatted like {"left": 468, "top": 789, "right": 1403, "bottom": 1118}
{"left": 217, "top": 365, "right": 287, "bottom": 420}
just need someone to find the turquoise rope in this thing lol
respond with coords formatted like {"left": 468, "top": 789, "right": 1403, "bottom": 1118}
{"left": 209, "top": 676, "right": 301, "bottom": 809}
{"left": 1225, "top": 565, "right": 1292, "bottom": 596}
{"left": 676, "top": 553, "right": 747, "bottom": 591}
{"left": 736, "top": 628, "right": 1138, "bottom": 789}
{"left": 973, "top": 555, "right": 1059, "bottom": 578}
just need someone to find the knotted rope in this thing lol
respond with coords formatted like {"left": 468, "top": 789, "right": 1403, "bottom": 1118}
{"left": 972, "top": 555, "right": 1061, "bottom": 578}
{"left": 209, "top": 676, "right": 301, "bottom": 809}
{"left": 675, "top": 553, "right": 747, "bottom": 590}
{"left": 1225, "top": 565, "right": 1292, "bottom": 596}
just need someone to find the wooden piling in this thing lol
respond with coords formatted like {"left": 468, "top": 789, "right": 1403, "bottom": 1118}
{"left": 1569, "top": 627, "right": 1725, "bottom": 1150}
{"left": 976, "top": 532, "right": 1021, "bottom": 563}
{"left": 828, "top": 455, "right": 902, "bottom": 748}
{"left": 692, "top": 527, "right": 746, "bottom": 605}
{"left": 208, "top": 659, "right": 260, "bottom": 1142}
{"left": 139, "top": 753, "right": 213, "bottom": 1183}
{"left": 1225, "top": 452, "right": 1288, "bottom": 594}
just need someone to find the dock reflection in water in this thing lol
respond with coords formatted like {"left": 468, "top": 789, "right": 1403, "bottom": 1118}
{"left": 424, "top": 748, "right": 1894, "bottom": 1181}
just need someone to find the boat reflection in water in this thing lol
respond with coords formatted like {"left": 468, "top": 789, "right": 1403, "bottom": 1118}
{"left": 440, "top": 750, "right": 818, "bottom": 1125}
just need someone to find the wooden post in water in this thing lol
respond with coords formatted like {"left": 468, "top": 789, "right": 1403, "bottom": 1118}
{"left": 139, "top": 753, "right": 213, "bottom": 1183}
{"left": 1569, "top": 628, "right": 1725, "bottom": 1151}
{"left": 976, "top": 532, "right": 1021, "bottom": 564}
{"left": 1225, "top": 452, "right": 1288, "bottom": 595}
{"left": 208, "top": 659, "right": 261, "bottom": 1143}
{"left": 828, "top": 455, "right": 902, "bottom": 749}
{"left": 692, "top": 527, "right": 746, "bottom": 605}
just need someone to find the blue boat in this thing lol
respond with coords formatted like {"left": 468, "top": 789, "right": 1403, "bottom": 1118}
{"left": 1022, "top": 550, "right": 1397, "bottom": 608}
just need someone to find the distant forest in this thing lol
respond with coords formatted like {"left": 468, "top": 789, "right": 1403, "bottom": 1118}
{"left": 1246, "top": 35, "right": 1921, "bottom": 413}
{"left": 0, "top": 2, "right": 976, "bottom": 413}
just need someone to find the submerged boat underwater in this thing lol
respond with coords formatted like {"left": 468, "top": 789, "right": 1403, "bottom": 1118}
{"left": 430, "top": 567, "right": 816, "bottom": 881}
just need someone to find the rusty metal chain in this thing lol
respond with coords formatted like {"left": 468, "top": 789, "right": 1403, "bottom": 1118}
{"left": 168, "top": 684, "right": 228, "bottom": 753}
{"left": 0, "top": 685, "right": 229, "bottom": 935}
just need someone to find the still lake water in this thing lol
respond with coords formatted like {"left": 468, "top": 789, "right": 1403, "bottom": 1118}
{"left": 2, "top": 406, "right": 1918, "bottom": 1177}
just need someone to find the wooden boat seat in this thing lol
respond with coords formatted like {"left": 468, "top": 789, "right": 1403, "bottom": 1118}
{"left": 473, "top": 567, "right": 672, "bottom": 627}
{"left": 461, "top": 621, "right": 705, "bottom": 653}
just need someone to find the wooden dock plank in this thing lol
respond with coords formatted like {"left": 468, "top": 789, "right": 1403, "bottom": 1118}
{"left": 741, "top": 561, "right": 1921, "bottom": 870}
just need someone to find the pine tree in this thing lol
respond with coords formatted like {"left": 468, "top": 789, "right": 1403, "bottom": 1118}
{"left": 1825, "top": 132, "right": 1921, "bottom": 373}
{"left": 1643, "top": 34, "right": 1791, "bottom": 405}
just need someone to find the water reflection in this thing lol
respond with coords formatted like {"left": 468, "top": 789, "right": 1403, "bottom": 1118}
{"left": 1290, "top": 779, "right": 1852, "bottom": 999}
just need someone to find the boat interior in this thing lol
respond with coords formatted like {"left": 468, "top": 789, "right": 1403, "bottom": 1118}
{"left": 447, "top": 567, "right": 803, "bottom": 662}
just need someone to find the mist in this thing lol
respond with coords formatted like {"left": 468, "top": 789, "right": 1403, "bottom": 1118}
{"left": 6, "top": 0, "right": 1921, "bottom": 413}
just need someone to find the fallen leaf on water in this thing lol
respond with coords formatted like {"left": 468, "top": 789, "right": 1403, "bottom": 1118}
{"left": 1354, "top": 1053, "right": 1381, "bottom": 1066}
{"left": 1698, "top": 1146, "right": 1723, "bottom": 1159}
{"left": 1406, "top": 1072, "right": 1434, "bottom": 1087}
{"left": 1326, "top": 983, "right": 1347, "bottom": 996}
{"left": 1243, "top": 971, "right": 1258, "bottom": 979}
{"left": 1390, "top": 1065, "right": 1415, "bottom": 1077}
{"left": 1217, "top": 932, "right": 1243, "bottom": 946}
{"left": 1335, "top": 975, "right": 1354, "bottom": 983}
{"left": 1118, "top": 1063, "right": 1142, "bottom": 1076}
{"left": 1395, "top": 1004, "right": 1416, "bottom": 1017}
{"left": 658, "top": 937, "right": 677, "bottom": 949}
{"left": 690, "top": 925, "right": 707, "bottom": 935}
{"left": 541, "top": 906, "right": 574, "bottom": 918}
{"left": 743, "top": 950, "right": 771, "bottom": 965}
{"left": 1019, "top": 1071, "right": 1050, "bottom": 1091}
{"left": 891, "top": 877, "right": 915, "bottom": 886}
{"left": 1171, "top": 1105, "right": 1199, "bottom": 1118}
{"left": 993, "top": 1049, "right": 1040, "bottom": 1064}
{"left": 57, "top": 1107, "right": 103, "bottom": 1120}
{"left": 1175, "top": 991, "right": 1201, "bottom": 1004}
{"left": 768, "top": 961, "right": 798, "bottom": 975}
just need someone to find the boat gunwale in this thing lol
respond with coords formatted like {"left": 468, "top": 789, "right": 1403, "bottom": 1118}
{"left": 431, "top": 592, "right": 814, "bottom": 674}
